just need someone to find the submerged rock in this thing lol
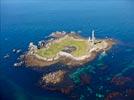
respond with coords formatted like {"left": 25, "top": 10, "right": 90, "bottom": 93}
{"left": 16, "top": 49, "right": 22, "bottom": 53}
{"left": 14, "top": 61, "right": 23, "bottom": 67}
{"left": 105, "top": 92, "right": 124, "bottom": 100}
{"left": 12, "top": 49, "right": 22, "bottom": 54}
{"left": 4, "top": 54, "right": 10, "bottom": 59}
{"left": 111, "top": 76, "right": 132, "bottom": 86}
{"left": 12, "top": 49, "right": 16, "bottom": 53}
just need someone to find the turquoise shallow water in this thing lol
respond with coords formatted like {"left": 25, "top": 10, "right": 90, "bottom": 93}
{"left": 0, "top": 0, "right": 134, "bottom": 100}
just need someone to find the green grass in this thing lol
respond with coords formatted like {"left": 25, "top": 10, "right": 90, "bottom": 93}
{"left": 36, "top": 36, "right": 90, "bottom": 58}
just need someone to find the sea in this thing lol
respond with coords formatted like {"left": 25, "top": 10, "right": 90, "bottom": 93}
{"left": 0, "top": 0, "right": 134, "bottom": 100}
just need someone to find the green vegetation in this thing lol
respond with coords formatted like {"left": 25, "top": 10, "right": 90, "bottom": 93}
{"left": 36, "top": 36, "right": 90, "bottom": 58}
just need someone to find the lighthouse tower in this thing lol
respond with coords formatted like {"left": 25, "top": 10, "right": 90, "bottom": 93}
{"left": 92, "top": 30, "right": 95, "bottom": 42}
{"left": 91, "top": 30, "right": 96, "bottom": 46}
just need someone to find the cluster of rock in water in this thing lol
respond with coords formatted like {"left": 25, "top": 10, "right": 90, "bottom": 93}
{"left": 11, "top": 31, "right": 134, "bottom": 100}
{"left": 2, "top": 48, "right": 24, "bottom": 67}
{"left": 41, "top": 70, "right": 66, "bottom": 85}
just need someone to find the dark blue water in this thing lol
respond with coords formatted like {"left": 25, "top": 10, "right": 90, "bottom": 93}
{"left": 1, "top": 0, "right": 134, "bottom": 100}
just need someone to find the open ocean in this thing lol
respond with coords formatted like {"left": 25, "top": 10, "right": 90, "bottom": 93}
{"left": 0, "top": 0, "right": 134, "bottom": 100}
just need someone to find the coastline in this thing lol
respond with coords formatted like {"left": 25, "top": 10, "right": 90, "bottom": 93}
{"left": 19, "top": 31, "right": 117, "bottom": 95}
{"left": 24, "top": 32, "right": 116, "bottom": 68}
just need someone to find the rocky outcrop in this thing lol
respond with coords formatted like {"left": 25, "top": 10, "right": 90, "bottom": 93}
{"left": 41, "top": 70, "right": 66, "bottom": 85}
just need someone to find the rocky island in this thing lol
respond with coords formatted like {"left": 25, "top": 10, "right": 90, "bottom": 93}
{"left": 24, "top": 30, "right": 115, "bottom": 68}
{"left": 20, "top": 30, "right": 116, "bottom": 98}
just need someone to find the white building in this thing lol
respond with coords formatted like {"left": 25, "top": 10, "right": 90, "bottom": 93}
{"left": 88, "top": 36, "right": 91, "bottom": 42}
{"left": 88, "top": 30, "right": 96, "bottom": 43}
{"left": 28, "top": 42, "right": 37, "bottom": 54}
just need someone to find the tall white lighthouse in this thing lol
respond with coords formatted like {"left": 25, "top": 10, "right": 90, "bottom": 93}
{"left": 91, "top": 30, "right": 96, "bottom": 46}
{"left": 92, "top": 30, "right": 95, "bottom": 42}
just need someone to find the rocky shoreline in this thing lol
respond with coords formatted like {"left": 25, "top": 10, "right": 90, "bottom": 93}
{"left": 17, "top": 31, "right": 117, "bottom": 99}
{"left": 24, "top": 31, "right": 115, "bottom": 68}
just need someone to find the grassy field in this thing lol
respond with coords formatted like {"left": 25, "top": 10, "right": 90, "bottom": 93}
{"left": 36, "top": 36, "right": 90, "bottom": 58}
